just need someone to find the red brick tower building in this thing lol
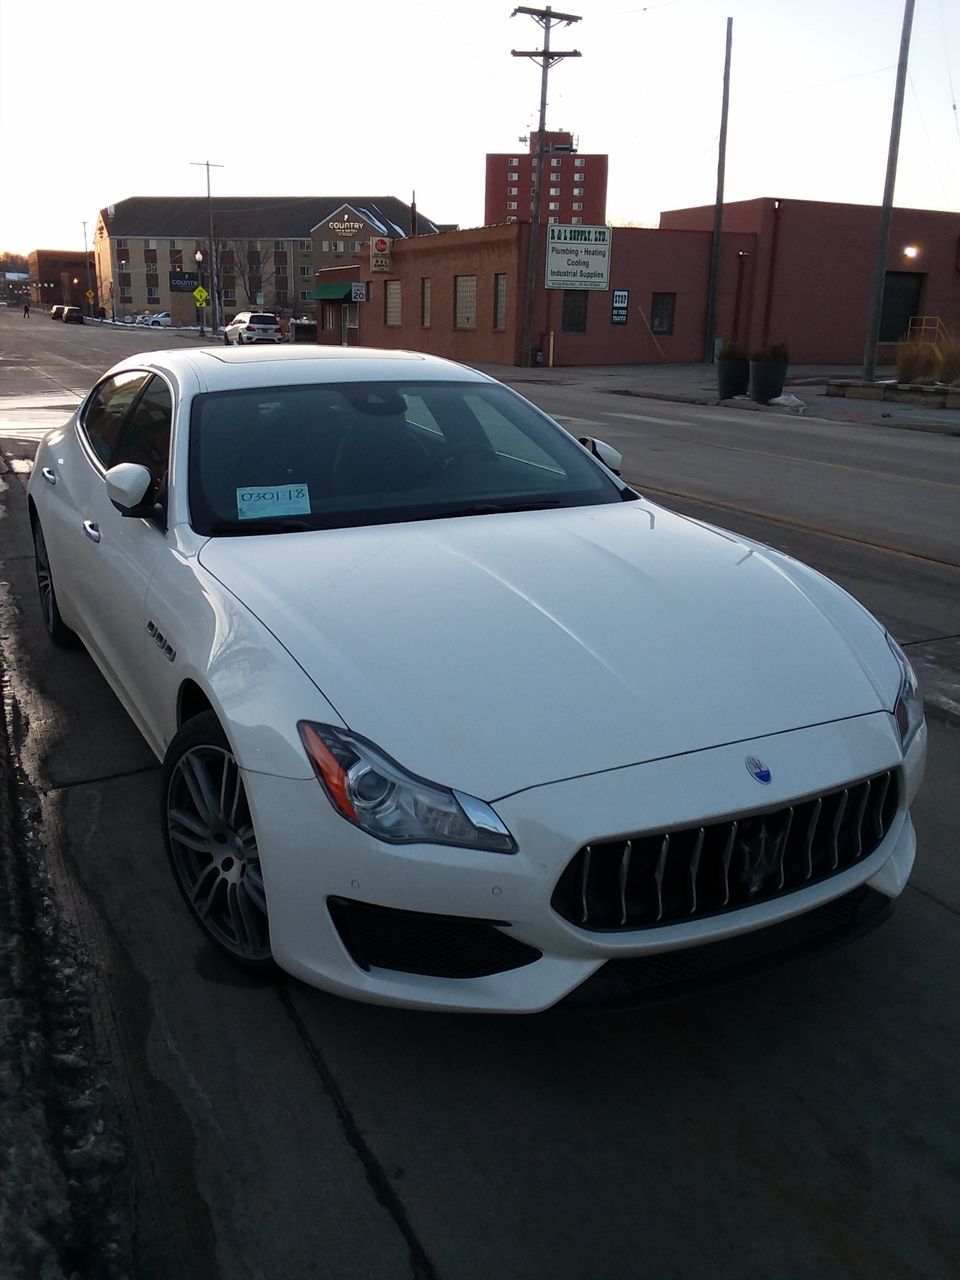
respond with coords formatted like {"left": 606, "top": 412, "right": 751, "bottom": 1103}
{"left": 484, "top": 131, "right": 608, "bottom": 227}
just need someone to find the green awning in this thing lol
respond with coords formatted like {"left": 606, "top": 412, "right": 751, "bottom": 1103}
{"left": 311, "top": 283, "right": 354, "bottom": 300}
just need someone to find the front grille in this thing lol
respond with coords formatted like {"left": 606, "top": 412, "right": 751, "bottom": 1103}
{"left": 551, "top": 769, "right": 898, "bottom": 931}
{"left": 559, "top": 886, "right": 892, "bottom": 1012}
{"left": 327, "top": 897, "right": 542, "bottom": 979}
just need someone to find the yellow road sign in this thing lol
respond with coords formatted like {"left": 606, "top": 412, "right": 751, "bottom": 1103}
{"left": 193, "top": 286, "right": 209, "bottom": 304}
{"left": 85, "top": 290, "right": 95, "bottom": 300}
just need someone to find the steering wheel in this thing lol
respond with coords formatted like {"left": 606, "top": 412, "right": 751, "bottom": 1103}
{"left": 417, "top": 445, "right": 498, "bottom": 483}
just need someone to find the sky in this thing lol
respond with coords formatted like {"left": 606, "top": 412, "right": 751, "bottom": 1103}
{"left": 1, "top": 0, "right": 958, "bottom": 254}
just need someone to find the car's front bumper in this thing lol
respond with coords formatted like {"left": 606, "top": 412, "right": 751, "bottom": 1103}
{"left": 244, "top": 711, "right": 925, "bottom": 1013}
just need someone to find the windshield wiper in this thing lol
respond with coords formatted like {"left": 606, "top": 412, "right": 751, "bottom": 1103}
{"left": 207, "top": 518, "right": 315, "bottom": 536}
{"left": 422, "top": 499, "right": 564, "bottom": 519}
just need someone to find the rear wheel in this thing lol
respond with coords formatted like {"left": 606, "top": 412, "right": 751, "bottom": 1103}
{"left": 162, "top": 711, "right": 273, "bottom": 968}
{"left": 33, "top": 520, "right": 78, "bottom": 647}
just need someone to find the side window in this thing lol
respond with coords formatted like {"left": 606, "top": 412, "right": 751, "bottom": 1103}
{"left": 113, "top": 376, "right": 173, "bottom": 502}
{"left": 81, "top": 372, "right": 151, "bottom": 467}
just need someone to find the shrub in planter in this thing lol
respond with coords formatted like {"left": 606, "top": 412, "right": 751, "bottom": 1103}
{"left": 717, "top": 342, "right": 750, "bottom": 399}
{"left": 750, "top": 341, "right": 790, "bottom": 404}
{"left": 896, "top": 341, "right": 941, "bottom": 384}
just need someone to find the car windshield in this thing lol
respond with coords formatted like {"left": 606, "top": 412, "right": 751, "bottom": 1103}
{"left": 249, "top": 314, "right": 277, "bottom": 325}
{"left": 188, "top": 379, "right": 631, "bottom": 534}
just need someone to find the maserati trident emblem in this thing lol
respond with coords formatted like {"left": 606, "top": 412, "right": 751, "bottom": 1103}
{"left": 745, "top": 756, "right": 772, "bottom": 784}
{"left": 737, "top": 819, "right": 786, "bottom": 896}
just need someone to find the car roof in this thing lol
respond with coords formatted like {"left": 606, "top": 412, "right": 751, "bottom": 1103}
{"left": 103, "top": 346, "right": 497, "bottom": 394}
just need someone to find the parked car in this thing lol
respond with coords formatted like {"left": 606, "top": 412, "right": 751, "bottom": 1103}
{"left": 49, "top": 304, "right": 66, "bottom": 320}
{"left": 62, "top": 306, "right": 84, "bottom": 324}
{"left": 26, "top": 347, "right": 926, "bottom": 1013}
{"left": 223, "top": 311, "right": 283, "bottom": 344}
{"left": 148, "top": 312, "right": 173, "bottom": 327}
{"left": 134, "top": 314, "right": 152, "bottom": 326}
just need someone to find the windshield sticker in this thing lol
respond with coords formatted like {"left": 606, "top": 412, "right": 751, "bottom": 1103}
{"left": 236, "top": 484, "right": 311, "bottom": 520}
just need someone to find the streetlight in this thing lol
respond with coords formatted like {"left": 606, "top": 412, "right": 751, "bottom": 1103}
{"left": 195, "top": 250, "right": 205, "bottom": 337}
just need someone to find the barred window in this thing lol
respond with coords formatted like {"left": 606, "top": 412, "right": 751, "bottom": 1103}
{"left": 421, "top": 277, "right": 431, "bottom": 328}
{"left": 385, "top": 280, "right": 402, "bottom": 327}
{"left": 650, "top": 292, "right": 676, "bottom": 335}
{"left": 561, "top": 290, "right": 588, "bottom": 333}
{"left": 493, "top": 273, "right": 507, "bottom": 330}
{"left": 454, "top": 275, "right": 477, "bottom": 329}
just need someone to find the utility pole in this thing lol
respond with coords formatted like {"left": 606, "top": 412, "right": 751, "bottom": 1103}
{"left": 191, "top": 160, "right": 224, "bottom": 334}
{"left": 82, "top": 220, "right": 95, "bottom": 317}
{"left": 512, "top": 6, "right": 581, "bottom": 367}
{"left": 703, "top": 17, "right": 733, "bottom": 363}
{"left": 863, "top": 0, "right": 915, "bottom": 383}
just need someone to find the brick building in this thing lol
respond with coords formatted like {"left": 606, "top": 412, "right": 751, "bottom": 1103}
{"left": 26, "top": 249, "right": 96, "bottom": 310}
{"left": 94, "top": 196, "right": 447, "bottom": 323}
{"left": 484, "top": 131, "right": 608, "bottom": 227}
{"left": 312, "top": 197, "right": 960, "bottom": 368}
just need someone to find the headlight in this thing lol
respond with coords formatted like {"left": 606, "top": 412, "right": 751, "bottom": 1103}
{"left": 297, "top": 722, "right": 516, "bottom": 854}
{"left": 885, "top": 633, "right": 923, "bottom": 751}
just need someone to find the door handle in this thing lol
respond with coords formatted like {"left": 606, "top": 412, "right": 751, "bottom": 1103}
{"left": 82, "top": 520, "right": 101, "bottom": 543}
{"left": 41, "top": 467, "right": 56, "bottom": 485}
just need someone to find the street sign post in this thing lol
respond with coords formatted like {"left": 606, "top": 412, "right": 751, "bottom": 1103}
{"left": 193, "top": 286, "right": 209, "bottom": 305}
{"left": 611, "top": 289, "right": 629, "bottom": 324}
{"left": 370, "top": 237, "right": 391, "bottom": 273}
{"left": 351, "top": 282, "right": 367, "bottom": 302}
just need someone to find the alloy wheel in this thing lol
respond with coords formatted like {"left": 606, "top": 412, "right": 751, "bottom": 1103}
{"left": 166, "top": 740, "right": 271, "bottom": 963}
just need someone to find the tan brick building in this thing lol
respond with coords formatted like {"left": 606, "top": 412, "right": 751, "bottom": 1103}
{"left": 94, "top": 196, "right": 447, "bottom": 324}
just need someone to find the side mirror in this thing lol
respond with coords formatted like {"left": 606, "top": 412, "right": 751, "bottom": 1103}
{"left": 579, "top": 437, "right": 622, "bottom": 476}
{"left": 105, "top": 462, "right": 153, "bottom": 515}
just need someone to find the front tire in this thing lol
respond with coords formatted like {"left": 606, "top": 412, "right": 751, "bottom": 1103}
{"left": 162, "top": 711, "right": 273, "bottom": 968}
{"left": 33, "top": 520, "right": 78, "bottom": 648}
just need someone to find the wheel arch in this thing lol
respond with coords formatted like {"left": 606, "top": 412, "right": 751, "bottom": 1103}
{"left": 177, "top": 678, "right": 215, "bottom": 729}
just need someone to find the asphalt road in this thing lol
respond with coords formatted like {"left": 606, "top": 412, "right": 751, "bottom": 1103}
{"left": 1, "top": 311, "right": 959, "bottom": 1280}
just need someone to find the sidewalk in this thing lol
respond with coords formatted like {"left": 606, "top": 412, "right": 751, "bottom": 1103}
{"left": 474, "top": 361, "right": 960, "bottom": 437}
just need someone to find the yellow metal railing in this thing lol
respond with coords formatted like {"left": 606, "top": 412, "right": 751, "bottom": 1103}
{"left": 903, "top": 315, "right": 951, "bottom": 351}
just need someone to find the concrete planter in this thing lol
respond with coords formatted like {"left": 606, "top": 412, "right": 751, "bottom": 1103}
{"left": 750, "top": 359, "right": 789, "bottom": 405}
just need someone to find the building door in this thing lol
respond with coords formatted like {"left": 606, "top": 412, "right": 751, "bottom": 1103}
{"left": 879, "top": 272, "right": 924, "bottom": 342}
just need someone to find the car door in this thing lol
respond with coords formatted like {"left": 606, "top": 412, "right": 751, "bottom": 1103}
{"left": 61, "top": 374, "right": 174, "bottom": 721}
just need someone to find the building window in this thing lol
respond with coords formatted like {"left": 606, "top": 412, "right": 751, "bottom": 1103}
{"left": 143, "top": 239, "right": 154, "bottom": 249}
{"left": 493, "top": 273, "right": 507, "bottom": 330}
{"left": 571, "top": 217, "right": 583, "bottom": 225}
{"left": 574, "top": 158, "right": 585, "bottom": 167}
{"left": 352, "top": 241, "right": 361, "bottom": 252}
{"left": 454, "top": 275, "right": 477, "bottom": 329}
{"left": 573, "top": 202, "right": 583, "bottom": 211}
{"left": 146, "top": 286, "right": 160, "bottom": 301}
{"left": 119, "top": 292, "right": 132, "bottom": 303}
{"left": 506, "top": 201, "right": 518, "bottom": 210}
{"left": 421, "top": 277, "right": 431, "bottom": 327}
{"left": 507, "top": 171, "right": 519, "bottom": 181}
{"left": 297, "top": 239, "right": 311, "bottom": 252}
{"left": 116, "top": 238, "right": 127, "bottom": 250}
{"left": 170, "top": 248, "right": 183, "bottom": 268}
{"left": 274, "top": 239, "right": 284, "bottom": 250}
{"left": 508, "top": 187, "right": 518, "bottom": 196}
{"left": 275, "top": 289, "right": 288, "bottom": 304}
{"left": 506, "top": 216, "right": 518, "bottom": 223}
{"left": 508, "top": 156, "right": 519, "bottom": 165}
{"left": 323, "top": 304, "right": 337, "bottom": 332}
{"left": 298, "top": 265, "right": 313, "bottom": 278}
{"left": 650, "top": 292, "right": 676, "bottom": 335}
{"left": 549, "top": 187, "right": 560, "bottom": 196}
{"left": 562, "top": 291, "right": 588, "bottom": 332}
{"left": 223, "top": 288, "right": 236, "bottom": 303}
{"left": 550, "top": 157, "right": 561, "bottom": 167}
{"left": 332, "top": 240, "right": 344, "bottom": 253}
{"left": 548, "top": 202, "right": 560, "bottom": 210}
{"left": 548, "top": 216, "right": 558, "bottom": 224}
{"left": 573, "top": 187, "right": 584, "bottom": 196}
{"left": 299, "top": 289, "right": 312, "bottom": 301}
{"left": 320, "top": 241, "right": 330, "bottom": 253}
{"left": 385, "top": 280, "right": 402, "bottom": 326}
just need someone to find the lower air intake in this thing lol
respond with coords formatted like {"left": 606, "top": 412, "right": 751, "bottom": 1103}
{"left": 328, "top": 897, "right": 542, "bottom": 978}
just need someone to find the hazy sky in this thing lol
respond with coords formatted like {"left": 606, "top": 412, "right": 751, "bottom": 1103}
{"left": 1, "top": 0, "right": 958, "bottom": 253}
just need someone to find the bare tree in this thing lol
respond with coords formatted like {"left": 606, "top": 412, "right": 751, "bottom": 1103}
{"left": 216, "top": 239, "right": 276, "bottom": 313}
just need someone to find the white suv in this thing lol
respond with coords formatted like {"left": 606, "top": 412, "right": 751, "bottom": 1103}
{"left": 224, "top": 311, "right": 284, "bottom": 345}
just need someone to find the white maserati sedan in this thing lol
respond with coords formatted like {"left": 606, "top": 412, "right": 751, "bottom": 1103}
{"left": 27, "top": 346, "right": 926, "bottom": 1012}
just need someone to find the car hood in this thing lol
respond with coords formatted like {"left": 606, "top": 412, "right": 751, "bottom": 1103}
{"left": 197, "top": 501, "right": 891, "bottom": 798}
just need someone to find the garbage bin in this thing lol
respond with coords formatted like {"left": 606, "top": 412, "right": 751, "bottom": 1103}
{"left": 290, "top": 320, "right": 318, "bottom": 344}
